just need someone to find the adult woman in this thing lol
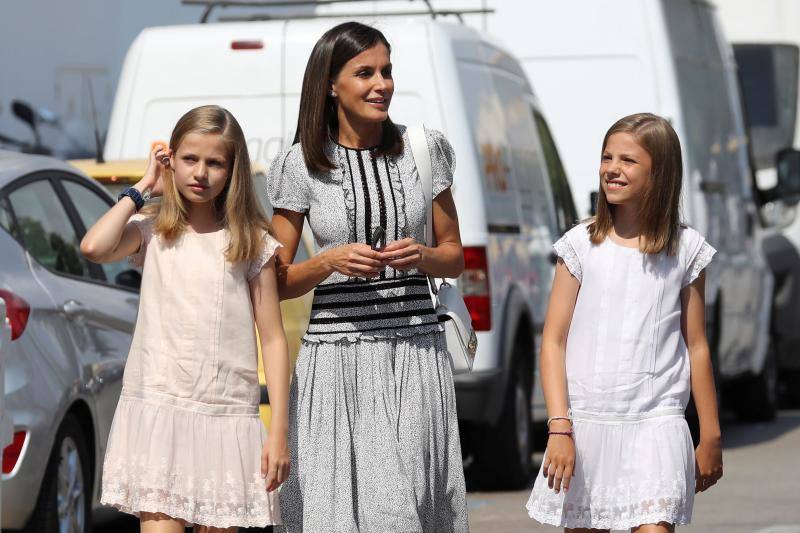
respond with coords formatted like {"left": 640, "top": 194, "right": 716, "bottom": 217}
{"left": 267, "top": 21, "right": 469, "bottom": 533}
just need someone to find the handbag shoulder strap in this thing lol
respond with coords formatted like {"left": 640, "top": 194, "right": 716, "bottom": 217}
{"left": 408, "top": 124, "right": 435, "bottom": 248}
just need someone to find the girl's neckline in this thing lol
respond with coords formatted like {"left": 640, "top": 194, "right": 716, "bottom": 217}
{"left": 184, "top": 227, "right": 225, "bottom": 236}
{"left": 605, "top": 234, "right": 642, "bottom": 251}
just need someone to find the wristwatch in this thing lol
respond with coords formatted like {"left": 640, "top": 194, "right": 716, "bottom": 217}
{"left": 117, "top": 187, "right": 151, "bottom": 212}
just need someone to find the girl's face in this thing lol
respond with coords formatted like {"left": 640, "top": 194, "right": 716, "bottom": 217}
{"left": 331, "top": 43, "right": 393, "bottom": 126}
{"left": 600, "top": 132, "right": 653, "bottom": 206}
{"left": 169, "top": 133, "right": 230, "bottom": 204}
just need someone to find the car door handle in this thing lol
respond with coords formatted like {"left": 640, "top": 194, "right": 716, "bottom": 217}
{"left": 62, "top": 299, "right": 85, "bottom": 317}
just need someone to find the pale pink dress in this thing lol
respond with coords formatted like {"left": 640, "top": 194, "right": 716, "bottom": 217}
{"left": 100, "top": 215, "right": 282, "bottom": 528}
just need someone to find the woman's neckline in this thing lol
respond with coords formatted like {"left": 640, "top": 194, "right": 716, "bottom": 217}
{"left": 332, "top": 138, "right": 380, "bottom": 151}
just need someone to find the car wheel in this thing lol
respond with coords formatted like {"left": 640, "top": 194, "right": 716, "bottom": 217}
{"left": 735, "top": 344, "right": 779, "bottom": 422}
{"left": 25, "top": 414, "right": 92, "bottom": 533}
{"left": 468, "top": 337, "right": 533, "bottom": 490}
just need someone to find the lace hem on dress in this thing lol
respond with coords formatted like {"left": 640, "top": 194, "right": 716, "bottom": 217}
{"left": 526, "top": 475, "right": 692, "bottom": 529}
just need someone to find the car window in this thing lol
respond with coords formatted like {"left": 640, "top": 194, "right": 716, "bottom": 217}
{"left": 534, "top": 110, "right": 578, "bottom": 234}
{"left": 0, "top": 196, "right": 16, "bottom": 237}
{"left": 61, "top": 179, "right": 134, "bottom": 287}
{"left": 7, "top": 179, "right": 90, "bottom": 278}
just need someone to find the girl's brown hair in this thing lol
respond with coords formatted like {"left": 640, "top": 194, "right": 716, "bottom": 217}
{"left": 294, "top": 21, "right": 403, "bottom": 171}
{"left": 147, "top": 105, "right": 271, "bottom": 263}
{"left": 589, "top": 112, "right": 683, "bottom": 255}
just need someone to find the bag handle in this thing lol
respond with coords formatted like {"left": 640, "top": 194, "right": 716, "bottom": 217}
{"left": 407, "top": 124, "right": 441, "bottom": 295}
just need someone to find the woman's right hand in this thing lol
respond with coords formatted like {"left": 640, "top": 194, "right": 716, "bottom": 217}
{"left": 137, "top": 143, "right": 170, "bottom": 197}
{"left": 322, "top": 243, "right": 385, "bottom": 278}
{"left": 542, "top": 420, "right": 575, "bottom": 494}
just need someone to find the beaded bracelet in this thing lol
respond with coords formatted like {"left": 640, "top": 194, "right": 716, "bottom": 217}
{"left": 548, "top": 430, "right": 573, "bottom": 437}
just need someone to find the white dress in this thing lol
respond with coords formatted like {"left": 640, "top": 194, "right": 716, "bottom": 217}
{"left": 100, "top": 216, "right": 282, "bottom": 528}
{"left": 526, "top": 222, "right": 716, "bottom": 530}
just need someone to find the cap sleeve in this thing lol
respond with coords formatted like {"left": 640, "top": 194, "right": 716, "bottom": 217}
{"left": 553, "top": 234, "right": 582, "bottom": 283}
{"left": 426, "top": 128, "right": 456, "bottom": 198}
{"left": 247, "top": 233, "right": 283, "bottom": 281}
{"left": 266, "top": 145, "right": 310, "bottom": 214}
{"left": 127, "top": 214, "right": 154, "bottom": 268}
{"left": 683, "top": 236, "right": 716, "bottom": 288}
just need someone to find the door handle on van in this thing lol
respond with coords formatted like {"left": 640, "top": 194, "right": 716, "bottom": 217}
{"left": 62, "top": 299, "right": 85, "bottom": 318}
{"left": 699, "top": 180, "right": 727, "bottom": 194}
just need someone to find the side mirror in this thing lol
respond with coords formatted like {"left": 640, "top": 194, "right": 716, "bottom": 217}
{"left": 11, "top": 100, "right": 37, "bottom": 131}
{"left": 114, "top": 269, "right": 142, "bottom": 290}
{"left": 776, "top": 148, "right": 800, "bottom": 199}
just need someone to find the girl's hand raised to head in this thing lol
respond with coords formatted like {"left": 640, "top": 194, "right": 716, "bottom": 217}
{"left": 261, "top": 432, "right": 290, "bottom": 492}
{"left": 138, "top": 142, "right": 171, "bottom": 198}
{"left": 542, "top": 420, "right": 575, "bottom": 494}
{"left": 694, "top": 438, "right": 723, "bottom": 493}
{"left": 322, "top": 243, "right": 385, "bottom": 278}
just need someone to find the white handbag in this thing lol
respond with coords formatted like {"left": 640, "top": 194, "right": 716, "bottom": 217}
{"left": 408, "top": 125, "right": 477, "bottom": 374}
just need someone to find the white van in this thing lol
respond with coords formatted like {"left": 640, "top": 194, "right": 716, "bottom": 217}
{"left": 104, "top": 16, "right": 578, "bottom": 489}
{"left": 715, "top": 0, "right": 800, "bottom": 402}
{"left": 378, "top": 0, "right": 779, "bottom": 420}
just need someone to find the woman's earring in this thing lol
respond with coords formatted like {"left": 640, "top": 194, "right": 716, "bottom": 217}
{"left": 330, "top": 91, "right": 337, "bottom": 98}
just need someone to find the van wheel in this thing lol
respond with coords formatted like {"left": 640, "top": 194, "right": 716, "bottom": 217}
{"left": 25, "top": 415, "right": 92, "bottom": 533}
{"left": 468, "top": 340, "right": 532, "bottom": 490}
{"left": 735, "top": 344, "right": 779, "bottom": 422}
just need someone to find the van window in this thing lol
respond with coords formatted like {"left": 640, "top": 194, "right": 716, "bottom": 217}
{"left": 663, "top": 1, "right": 749, "bottom": 198}
{"left": 734, "top": 44, "right": 799, "bottom": 170}
{"left": 491, "top": 72, "right": 555, "bottom": 235}
{"left": 456, "top": 61, "right": 519, "bottom": 230}
{"left": 534, "top": 111, "right": 578, "bottom": 234}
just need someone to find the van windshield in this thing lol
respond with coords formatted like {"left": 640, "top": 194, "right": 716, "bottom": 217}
{"left": 734, "top": 44, "right": 799, "bottom": 169}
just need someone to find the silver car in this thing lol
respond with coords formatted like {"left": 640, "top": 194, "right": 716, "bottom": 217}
{"left": 0, "top": 150, "right": 139, "bottom": 532}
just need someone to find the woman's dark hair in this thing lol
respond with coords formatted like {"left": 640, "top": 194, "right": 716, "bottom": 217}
{"left": 294, "top": 21, "right": 403, "bottom": 171}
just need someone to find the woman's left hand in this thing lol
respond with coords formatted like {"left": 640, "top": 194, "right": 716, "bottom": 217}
{"left": 261, "top": 432, "right": 291, "bottom": 492}
{"left": 381, "top": 238, "right": 426, "bottom": 271}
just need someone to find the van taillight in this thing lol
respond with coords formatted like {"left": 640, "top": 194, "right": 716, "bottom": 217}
{"left": 2, "top": 431, "right": 26, "bottom": 474}
{"left": 461, "top": 246, "right": 491, "bottom": 331}
{"left": 0, "top": 290, "right": 30, "bottom": 340}
{"left": 231, "top": 40, "right": 263, "bottom": 50}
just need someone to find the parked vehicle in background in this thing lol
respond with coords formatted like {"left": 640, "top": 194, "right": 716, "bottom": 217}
{"left": 405, "top": 0, "right": 778, "bottom": 420}
{"left": 104, "top": 14, "right": 578, "bottom": 489}
{"left": 0, "top": 150, "right": 139, "bottom": 532}
{"left": 715, "top": 0, "right": 800, "bottom": 403}
{"left": 68, "top": 157, "right": 315, "bottom": 427}
{"left": 0, "top": 294, "right": 13, "bottom": 526}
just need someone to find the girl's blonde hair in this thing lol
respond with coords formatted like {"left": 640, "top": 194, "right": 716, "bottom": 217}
{"left": 589, "top": 112, "right": 683, "bottom": 255}
{"left": 147, "top": 105, "right": 271, "bottom": 263}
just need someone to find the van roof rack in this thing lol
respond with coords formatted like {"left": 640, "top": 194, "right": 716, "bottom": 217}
{"left": 181, "top": 0, "right": 492, "bottom": 24}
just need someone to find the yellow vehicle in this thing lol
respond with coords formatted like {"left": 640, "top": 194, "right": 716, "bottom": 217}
{"left": 69, "top": 158, "right": 313, "bottom": 428}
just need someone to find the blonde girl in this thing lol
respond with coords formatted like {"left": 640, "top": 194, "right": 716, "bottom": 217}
{"left": 81, "top": 105, "right": 289, "bottom": 532}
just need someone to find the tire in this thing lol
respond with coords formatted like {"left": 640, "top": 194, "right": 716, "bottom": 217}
{"left": 25, "top": 414, "right": 93, "bottom": 533}
{"left": 735, "top": 344, "right": 779, "bottom": 422}
{"left": 468, "top": 337, "right": 533, "bottom": 490}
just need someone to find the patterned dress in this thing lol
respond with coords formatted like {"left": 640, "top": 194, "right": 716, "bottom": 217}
{"left": 526, "top": 222, "right": 716, "bottom": 530}
{"left": 267, "top": 125, "right": 469, "bottom": 532}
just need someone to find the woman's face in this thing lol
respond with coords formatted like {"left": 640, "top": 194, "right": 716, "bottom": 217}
{"left": 331, "top": 43, "right": 394, "bottom": 125}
